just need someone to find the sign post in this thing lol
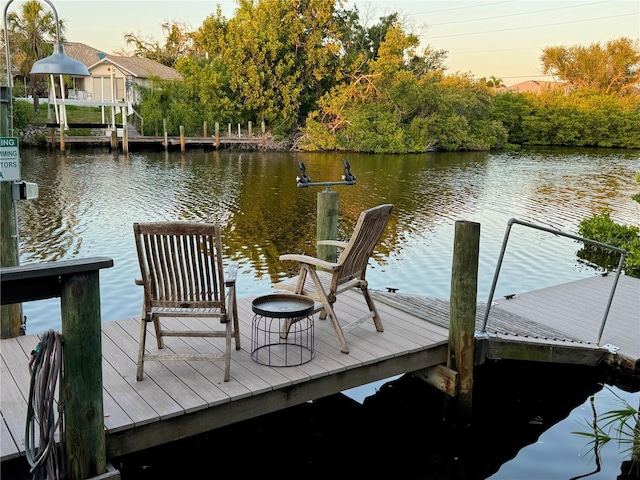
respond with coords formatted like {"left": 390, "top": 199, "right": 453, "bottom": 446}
{"left": 0, "top": 87, "right": 22, "bottom": 338}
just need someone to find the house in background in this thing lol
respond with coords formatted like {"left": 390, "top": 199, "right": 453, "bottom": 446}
{"left": 63, "top": 42, "right": 182, "bottom": 104}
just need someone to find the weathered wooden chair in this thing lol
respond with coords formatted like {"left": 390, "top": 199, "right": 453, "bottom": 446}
{"left": 133, "top": 221, "right": 240, "bottom": 381}
{"left": 276, "top": 204, "right": 393, "bottom": 353}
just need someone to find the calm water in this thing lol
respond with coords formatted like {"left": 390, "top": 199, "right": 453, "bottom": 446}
{"left": 15, "top": 146, "right": 640, "bottom": 478}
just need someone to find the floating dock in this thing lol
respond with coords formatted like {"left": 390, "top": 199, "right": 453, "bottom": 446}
{"left": 1, "top": 275, "right": 638, "bottom": 465}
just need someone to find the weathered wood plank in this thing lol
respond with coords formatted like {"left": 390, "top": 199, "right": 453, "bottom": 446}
{"left": 0, "top": 416, "right": 19, "bottom": 460}
{"left": 0, "top": 357, "right": 27, "bottom": 459}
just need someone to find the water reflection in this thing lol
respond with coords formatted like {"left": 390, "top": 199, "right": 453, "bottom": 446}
{"left": 17, "top": 147, "right": 640, "bottom": 334}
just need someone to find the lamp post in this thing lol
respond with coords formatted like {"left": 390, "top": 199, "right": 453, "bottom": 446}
{"left": 1, "top": 0, "right": 89, "bottom": 337}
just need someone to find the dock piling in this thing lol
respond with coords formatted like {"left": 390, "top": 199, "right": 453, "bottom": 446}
{"left": 446, "top": 220, "right": 480, "bottom": 426}
{"left": 316, "top": 190, "right": 339, "bottom": 263}
{"left": 59, "top": 122, "right": 65, "bottom": 152}
{"left": 163, "top": 118, "right": 168, "bottom": 151}
{"left": 61, "top": 270, "right": 107, "bottom": 479}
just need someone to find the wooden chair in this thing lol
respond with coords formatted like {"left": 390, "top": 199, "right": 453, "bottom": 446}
{"left": 276, "top": 204, "right": 393, "bottom": 353}
{"left": 133, "top": 221, "right": 240, "bottom": 381}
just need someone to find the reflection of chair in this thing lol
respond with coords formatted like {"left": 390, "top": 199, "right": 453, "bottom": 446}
{"left": 133, "top": 221, "right": 240, "bottom": 381}
{"left": 276, "top": 204, "right": 393, "bottom": 353}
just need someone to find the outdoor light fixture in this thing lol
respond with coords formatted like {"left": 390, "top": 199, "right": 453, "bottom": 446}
{"left": 27, "top": 1, "right": 90, "bottom": 77}
{"left": 30, "top": 42, "right": 90, "bottom": 76}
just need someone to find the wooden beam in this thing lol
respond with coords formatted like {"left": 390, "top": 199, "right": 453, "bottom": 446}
{"left": 484, "top": 337, "right": 608, "bottom": 366}
{"left": 412, "top": 364, "right": 459, "bottom": 397}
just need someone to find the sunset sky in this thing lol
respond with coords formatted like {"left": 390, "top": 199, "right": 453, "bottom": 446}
{"left": 13, "top": 0, "right": 640, "bottom": 86}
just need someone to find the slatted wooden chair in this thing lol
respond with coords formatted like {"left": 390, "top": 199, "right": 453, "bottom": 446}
{"left": 276, "top": 204, "right": 393, "bottom": 353}
{"left": 133, "top": 221, "right": 240, "bottom": 381}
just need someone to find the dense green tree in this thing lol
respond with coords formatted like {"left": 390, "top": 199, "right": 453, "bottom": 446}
{"left": 195, "top": 0, "right": 345, "bottom": 135}
{"left": 540, "top": 37, "right": 640, "bottom": 94}
{"left": 299, "top": 21, "right": 507, "bottom": 153}
{"left": 517, "top": 89, "right": 640, "bottom": 148}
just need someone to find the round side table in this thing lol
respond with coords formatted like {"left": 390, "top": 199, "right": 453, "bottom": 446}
{"left": 251, "top": 294, "right": 315, "bottom": 367}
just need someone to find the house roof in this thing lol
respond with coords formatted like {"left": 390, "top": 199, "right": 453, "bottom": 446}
{"left": 63, "top": 42, "right": 182, "bottom": 81}
{"left": 504, "top": 80, "right": 568, "bottom": 94}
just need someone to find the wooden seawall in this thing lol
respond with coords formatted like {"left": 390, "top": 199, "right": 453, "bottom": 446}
{"left": 2, "top": 275, "right": 638, "bottom": 465}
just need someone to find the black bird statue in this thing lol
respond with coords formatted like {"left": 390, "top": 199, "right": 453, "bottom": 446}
{"left": 297, "top": 160, "right": 311, "bottom": 184}
{"left": 342, "top": 159, "right": 356, "bottom": 182}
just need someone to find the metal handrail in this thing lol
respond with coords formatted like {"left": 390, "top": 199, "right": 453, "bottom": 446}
{"left": 480, "top": 218, "right": 627, "bottom": 345}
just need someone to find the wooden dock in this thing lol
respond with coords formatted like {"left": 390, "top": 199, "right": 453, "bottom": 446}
{"left": 1, "top": 275, "right": 638, "bottom": 465}
{"left": 46, "top": 134, "right": 266, "bottom": 151}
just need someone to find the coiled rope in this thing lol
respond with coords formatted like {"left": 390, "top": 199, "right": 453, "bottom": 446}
{"left": 25, "top": 329, "right": 65, "bottom": 480}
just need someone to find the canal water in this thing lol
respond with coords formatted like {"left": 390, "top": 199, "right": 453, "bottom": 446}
{"left": 14, "top": 146, "right": 640, "bottom": 478}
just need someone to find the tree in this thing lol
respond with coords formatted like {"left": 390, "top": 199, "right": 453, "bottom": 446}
{"left": 482, "top": 76, "right": 505, "bottom": 88}
{"left": 195, "top": 0, "right": 345, "bottom": 135}
{"left": 540, "top": 37, "right": 640, "bottom": 94}
{"left": 3, "top": 0, "right": 65, "bottom": 112}
{"left": 124, "top": 20, "right": 196, "bottom": 67}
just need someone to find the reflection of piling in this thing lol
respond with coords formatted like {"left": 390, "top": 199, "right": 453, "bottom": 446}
{"left": 446, "top": 220, "right": 479, "bottom": 426}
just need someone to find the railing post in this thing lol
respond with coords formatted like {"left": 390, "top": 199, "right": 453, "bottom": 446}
{"left": 446, "top": 220, "right": 479, "bottom": 426}
{"left": 60, "top": 270, "right": 107, "bottom": 479}
{"left": 316, "top": 189, "right": 339, "bottom": 263}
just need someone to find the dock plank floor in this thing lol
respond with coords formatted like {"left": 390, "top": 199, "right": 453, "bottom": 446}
{"left": 2, "top": 275, "right": 638, "bottom": 463}
{"left": 1, "top": 288, "right": 450, "bottom": 461}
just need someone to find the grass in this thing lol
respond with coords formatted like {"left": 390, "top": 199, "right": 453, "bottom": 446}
{"left": 31, "top": 104, "right": 106, "bottom": 124}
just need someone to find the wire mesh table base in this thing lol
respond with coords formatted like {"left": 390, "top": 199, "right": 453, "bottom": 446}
{"left": 251, "top": 294, "right": 315, "bottom": 367}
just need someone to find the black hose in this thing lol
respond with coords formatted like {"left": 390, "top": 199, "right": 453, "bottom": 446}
{"left": 25, "top": 330, "right": 65, "bottom": 480}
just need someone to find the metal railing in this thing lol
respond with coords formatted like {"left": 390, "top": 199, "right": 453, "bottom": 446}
{"left": 480, "top": 218, "right": 628, "bottom": 345}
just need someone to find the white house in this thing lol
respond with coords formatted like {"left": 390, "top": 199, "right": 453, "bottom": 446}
{"left": 63, "top": 42, "right": 182, "bottom": 104}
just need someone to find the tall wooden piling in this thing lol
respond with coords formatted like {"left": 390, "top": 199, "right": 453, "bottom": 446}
{"left": 179, "top": 125, "right": 185, "bottom": 153}
{"left": 446, "top": 220, "right": 480, "bottom": 426}
{"left": 203, "top": 121, "right": 207, "bottom": 138}
{"left": 316, "top": 189, "right": 339, "bottom": 263}
{"left": 215, "top": 122, "right": 220, "bottom": 148}
{"left": 59, "top": 122, "right": 65, "bottom": 152}
{"left": 60, "top": 270, "right": 107, "bottom": 479}
{"left": 261, "top": 120, "right": 266, "bottom": 146}
{"left": 0, "top": 87, "right": 21, "bottom": 338}
{"left": 123, "top": 121, "right": 129, "bottom": 154}
{"left": 163, "top": 118, "right": 168, "bottom": 152}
